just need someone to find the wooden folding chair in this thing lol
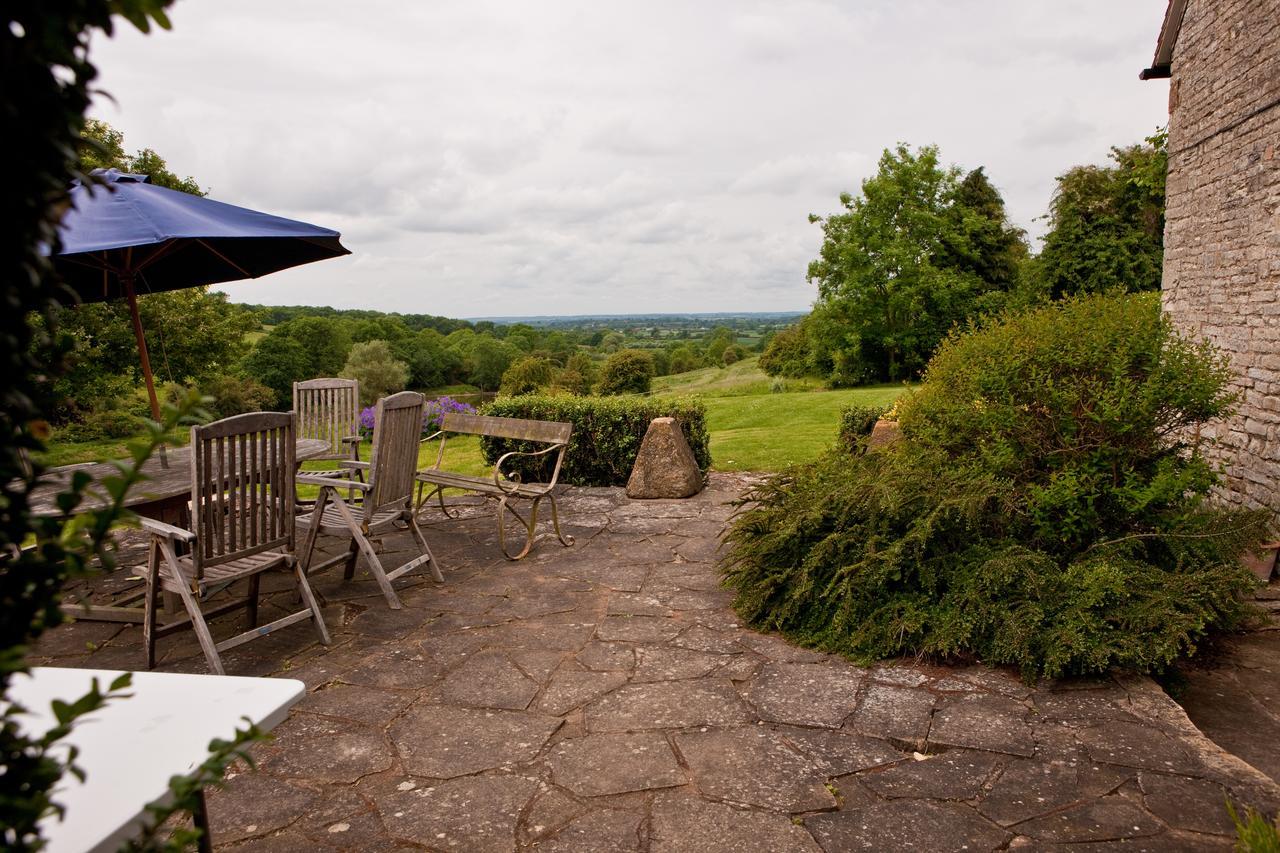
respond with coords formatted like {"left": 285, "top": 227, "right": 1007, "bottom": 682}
{"left": 140, "top": 412, "right": 331, "bottom": 675}
{"left": 298, "top": 391, "right": 443, "bottom": 609}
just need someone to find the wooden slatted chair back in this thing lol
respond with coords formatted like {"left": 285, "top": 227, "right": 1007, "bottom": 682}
{"left": 189, "top": 412, "right": 296, "bottom": 576}
{"left": 441, "top": 412, "right": 572, "bottom": 445}
{"left": 367, "top": 391, "right": 425, "bottom": 517}
{"left": 293, "top": 378, "right": 360, "bottom": 459}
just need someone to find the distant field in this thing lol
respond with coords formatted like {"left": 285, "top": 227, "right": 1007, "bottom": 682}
{"left": 652, "top": 357, "right": 828, "bottom": 396}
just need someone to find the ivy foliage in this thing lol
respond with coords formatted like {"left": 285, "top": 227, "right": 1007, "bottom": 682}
{"left": 722, "top": 294, "right": 1271, "bottom": 680}
{"left": 480, "top": 395, "right": 709, "bottom": 487}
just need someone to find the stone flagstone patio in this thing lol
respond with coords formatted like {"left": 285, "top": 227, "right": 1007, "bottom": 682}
{"left": 31, "top": 473, "right": 1280, "bottom": 851}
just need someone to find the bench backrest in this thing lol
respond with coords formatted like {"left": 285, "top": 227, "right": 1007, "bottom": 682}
{"left": 441, "top": 412, "right": 572, "bottom": 445}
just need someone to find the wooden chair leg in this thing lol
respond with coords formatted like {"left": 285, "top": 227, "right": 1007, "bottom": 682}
{"left": 330, "top": 494, "right": 402, "bottom": 609}
{"left": 407, "top": 513, "right": 445, "bottom": 582}
{"left": 143, "top": 539, "right": 161, "bottom": 670}
{"left": 342, "top": 537, "right": 360, "bottom": 580}
{"left": 293, "top": 561, "right": 332, "bottom": 645}
{"left": 245, "top": 574, "right": 260, "bottom": 629}
{"left": 299, "top": 488, "right": 329, "bottom": 575}
{"left": 159, "top": 541, "right": 224, "bottom": 675}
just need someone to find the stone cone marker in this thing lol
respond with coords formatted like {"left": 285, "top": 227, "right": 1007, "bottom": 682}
{"left": 626, "top": 417, "right": 704, "bottom": 499}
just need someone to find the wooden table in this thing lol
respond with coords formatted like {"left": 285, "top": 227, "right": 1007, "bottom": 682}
{"left": 6, "top": 666, "right": 303, "bottom": 853}
{"left": 28, "top": 438, "right": 330, "bottom": 624}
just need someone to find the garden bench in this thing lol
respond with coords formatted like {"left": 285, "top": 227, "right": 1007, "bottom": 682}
{"left": 415, "top": 413, "right": 575, "bottom": 560}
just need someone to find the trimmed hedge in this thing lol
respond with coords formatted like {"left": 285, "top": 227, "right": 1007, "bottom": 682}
{"left": 480, "top": 395, "right": 710, "bottom": 487}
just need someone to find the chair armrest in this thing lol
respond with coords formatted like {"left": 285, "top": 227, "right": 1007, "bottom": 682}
{"left": 420, "top": 430, "right": 444, "bottom": 444}
{"left": 493, "top": 443, "right": 564, "bottom": 495}
{"left": 139, "top": 516, "right": 196, "bottom": 542}
{"left": 344, "top": 460, "right": 371, "bottom": 470}
{"left": 297, "top": 474, "right": 370, "bottom": 491}
{"left": 340, "top": 434, "right": 362, "bottom": 445}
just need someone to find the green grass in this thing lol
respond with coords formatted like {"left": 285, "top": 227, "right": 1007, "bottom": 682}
{"left": 696, "top": 386, "right": 905, "bottom": 471}
{"left": 652, "top": 357, "right": 829, "bottom": 397}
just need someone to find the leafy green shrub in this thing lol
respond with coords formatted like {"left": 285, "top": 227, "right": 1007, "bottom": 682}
{"left": 721, "top": 294, "right": 1270, "bottom": 680}
{"left": 201, "top": 375, "right": 276, "bottom": 420}
{"left": 54, "top": 409, "right": 144, "bottom": 443}
{"left": 480, "top": 394, "right": 710, "bottom": 486}
{"left": 597, "top": 349, "right": 655, "bottom": 395}
{"left": 499, "top": 356, "right": 556, "bottom": 396}
{"left": 758, "top": 322, "right": 812, "bottom": 378}
{"left": 836, "top": 404, "right": 887, "bottom": 454}
{"left": 1229, "top": 800, "right": 1280, "bottom": 853}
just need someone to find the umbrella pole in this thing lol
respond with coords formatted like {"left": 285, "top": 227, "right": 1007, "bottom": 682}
{"left": 123, "top": 277, "right": 169, "bottom": 469}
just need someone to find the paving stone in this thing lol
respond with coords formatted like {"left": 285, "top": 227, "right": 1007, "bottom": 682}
{"left": 296, "top": 683, "right": 414, "bottom": 726}
{"left": 207, "top": 772, "right": 320, "bottom": 845}
{"left": 548, "top": 732, "right": 685, "bottom": 796}
{"left": 1035, "top": 686, "right": 1142, "bottom": 723}
{"left": 391, "top": 705, "right": 561, "bottom": 778}
{"left": 979, "top": 758, "right": 1082, "bottom": 825}
{"left": 437, "top": 650, "right": 540, "bottom": 710}
{"left": 806, "top": 800, "right": 1012, "bottom": 852}
{"left": 520, "top": 786, "right": 584, "bottom": 842}
{"left": 1015, "top": 796, "right": 1165, "bottom": 843}
{"left": 847, "top": 683, "right": 937, "bottom": 747}
{"left": 861, "top": 748, "right": 1003, "bottom": 800}
{"left": 633, "top": 645, "right": 733, "bottom": 682}
{"left": 929, "top": 694, "right": 1034, "bottom": 757}
{"left": 737, "top": 632, "right": 830, "bottom": 663}
{"left": 776, "top": 726, "right": 904, "bottom": 775}
{"left": 649, "top": 791, "right": 822, "bottom": 853}
{"left": 595, "top": 614, "right": 682, "bottom": 643}
{"left": 1139, "top": 772, "right": 1236, "bottom": 836}
{"left": 674, "top": 726, "right": 835, "bottom": 812}
{"left": 1077, "top": 720, "right": 1199, "bottom": 774}
{"left": 347, "top": 604, "right": 436, "bottom": 639}
{"left": 341, "top": 648, "right": 445, "bottom": 690}
{"left": 292, "top": 787, "right": 384, "bottom": 845}
{"left": 262, "top": 714, "right": 393, "bottom": 784}
{"left": 488, "top": 617, "right": 598, "bottom": 651}
{"left": 536, "top": 669, "right": 630, "bottom": 716}
{"left": 745, "top": 662, "right": 863, "bottom": 728}
{"left": 869, "top": 665, "right": 931, "bottom": 687}
{"left": 951, "top": 665, "right": 1034, "bottom": 699}
{"left": 586, "top": 678, "right": 753, "bottom": 732}
{"left": 508, "top": 649, "right": 568, "bottom": 683}
{"left": 380, "top": 774, "right": 539, "bottom": 853}
{"left": 672, "top": 624, "right": 744, "bottom": 654}
{"left": 576, "top": 641, "right": 635, "bottom": 671}
{"left": 606, "top": 592, "right": 673, "bottom": 617}
{"left": 534, "top": 808, "right": 643, "bottom": 853}
{"left": 553, "top": 561, "right": 649, "bottom": 593}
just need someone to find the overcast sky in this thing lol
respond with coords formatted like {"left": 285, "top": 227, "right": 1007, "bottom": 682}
{"left": 88, "top": 1, "right": 1171, "bottom": 318}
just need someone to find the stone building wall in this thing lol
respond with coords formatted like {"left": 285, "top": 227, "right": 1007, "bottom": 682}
{"left": 1161, "top": 0, "right": 1280, "bottom": 510}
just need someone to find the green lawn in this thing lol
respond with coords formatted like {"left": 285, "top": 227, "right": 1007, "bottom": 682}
{"left": 697, "top": 386, "right": 905, "bottom": 471}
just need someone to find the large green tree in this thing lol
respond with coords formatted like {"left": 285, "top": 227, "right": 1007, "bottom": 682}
{"left": 805, "top": 144, "right": 1025, "bottom": 383}
{"left": 79, "top": 118, "right": 204, "bottom": 195}
{"left": 1036, "top": 131, "right": 1167, "bottom": 299}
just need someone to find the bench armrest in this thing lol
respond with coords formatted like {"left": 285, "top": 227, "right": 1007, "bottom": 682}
{"left": 139, "top": 516, "right": 197, "bottom": 542}
{"left": 493, "top": 443, "right": 566, "bottom": 496}
{"left": 420, "top": 429, "right": 444, "bottom": 444}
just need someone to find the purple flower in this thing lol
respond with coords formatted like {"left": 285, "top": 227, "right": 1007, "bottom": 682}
{"left": 360, "top": 397, "right": 475, "bottom": 437}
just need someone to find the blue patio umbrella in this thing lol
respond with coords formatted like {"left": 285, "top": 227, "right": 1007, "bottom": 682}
{"left": 54, "top": 168, "right": 350, "bottom": 424}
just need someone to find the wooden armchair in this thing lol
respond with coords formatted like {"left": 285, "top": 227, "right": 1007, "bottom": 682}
{"left": 298, "top": 391, "right": 443, "bottom": 609}
{"left": 140, "top": 412, "right": 331, "bottom": 675}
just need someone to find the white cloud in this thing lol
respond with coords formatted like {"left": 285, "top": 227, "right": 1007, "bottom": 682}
{"left": 88, "top": 0, "right": 1170, "bottom": 316}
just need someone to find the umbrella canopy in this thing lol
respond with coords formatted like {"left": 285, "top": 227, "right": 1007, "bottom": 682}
{"left": 52, "top": 168, "right": 350, "bottom": 430}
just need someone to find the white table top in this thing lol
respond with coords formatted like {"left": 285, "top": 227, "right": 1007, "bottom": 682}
{"left": 7, "top": 667, "right": 304, "bottom": 853}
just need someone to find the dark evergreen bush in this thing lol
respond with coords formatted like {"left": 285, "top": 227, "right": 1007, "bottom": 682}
{"left": 722, "top": 294, "right": 1270, "bottom": 680}
{"left": 480, "top": 395, "right": 709, "bottom": 487}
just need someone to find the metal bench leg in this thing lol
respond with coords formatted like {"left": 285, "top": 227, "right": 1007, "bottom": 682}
{"left": 498, "top": 497, "right": 538, "bottom": 561}
{"left": 547, "top": 492, "right": 575, "bottom": 548}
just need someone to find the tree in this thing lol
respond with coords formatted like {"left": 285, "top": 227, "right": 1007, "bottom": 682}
{"left": 807, "top": 143, "right": 1022, "bottom": 382}
{"left": 241, "top": 333, "right": 311, "bottom": 407}
{"left": 278, "top": 316, "right": 352, "bottom": 377}
{"left": 758, "top": 322, "right": 813, "bottom": 378}
{"left": 598, "top": 349, "right": 655, "bottom": 395}
{"left": 405, "top": 328, "right": 463, "bottom": 388}
{"left": 1037, "top": 131, "right": 1167, "bottom": 299}
{"left": 341, "top": 340, "right": 409, "bottom": 405}
{"left": 468, "top": 335, "right": 520, "bottom": 391}
{"left": 939, "top": 167, "right": 1027, "bottom": 292}
{"left": 499, "top": 356, "right": 556, "bottom": 396}
{"left": 79, "top": 118, "right": 204, "bottom": 195}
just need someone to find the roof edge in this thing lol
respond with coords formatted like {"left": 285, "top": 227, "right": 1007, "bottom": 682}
{"left": 1140, "top": 0, "right": 1188, "bottom": 80}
